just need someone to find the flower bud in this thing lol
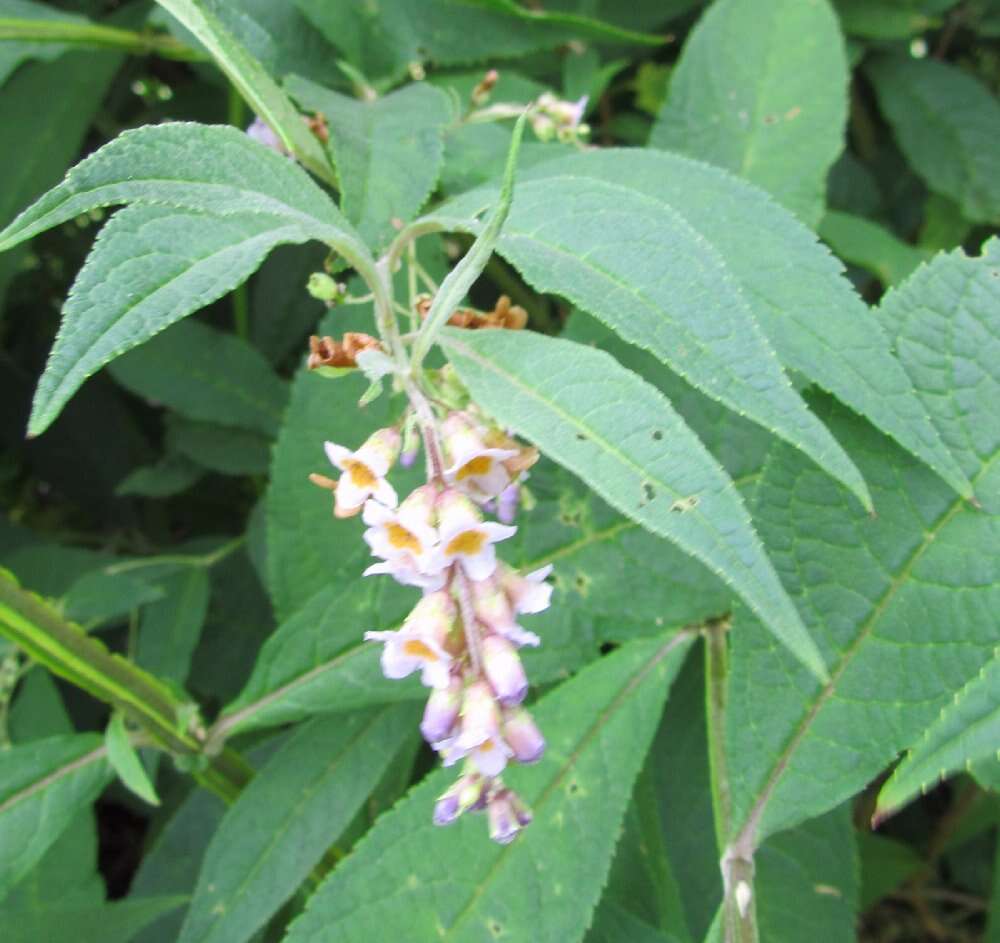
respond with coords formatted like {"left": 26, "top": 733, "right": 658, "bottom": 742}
{"left": 421, "top": 677, "right": 462, "bottom": 745}
{"left": 497, "top": 483, "right": 519, "bottom": 524}
{"left": 487, "top": 788, "right": 531, "bottom": 844}
{"left": 503, "top": 707, "right": 545, "bottom": 764}
{"left": 433, "top": 771, "right": 485, "bottom": 827}
{"left": 482, "top": 635, "right": 528, "bottom": 706}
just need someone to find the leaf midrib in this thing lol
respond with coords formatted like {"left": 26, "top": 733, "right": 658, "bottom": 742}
{"left": 0, "top": 742, "right": 107, "bottom": 816}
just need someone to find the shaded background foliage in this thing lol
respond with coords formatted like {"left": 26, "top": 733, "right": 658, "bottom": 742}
{"left": 0, "top": 1, "right": 999, "bottom": 942}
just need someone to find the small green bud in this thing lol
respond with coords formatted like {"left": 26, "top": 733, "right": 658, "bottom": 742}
{"left": 307, "top": 272, "right": 345, "bottom": 303}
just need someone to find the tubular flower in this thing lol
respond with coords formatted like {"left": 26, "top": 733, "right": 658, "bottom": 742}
{"left": 324, "top": 427, "right": 400, "bottom": 516}
{"left": 442, "top": 412, "right": 518, "bottom": 501}
{"left": 436, "top": 489, "right": 516, "bottom": 580}
{"left": 363, "top": 590, "right": 457, "bottom": 689}
{"left": 330, "top": 411, "right": 553, "bottom": 843}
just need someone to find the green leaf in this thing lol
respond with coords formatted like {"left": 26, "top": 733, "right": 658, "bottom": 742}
{"left": 723, "top": 390, "right": 998, "bottom": 850}
{"left": 0, "top": 0, "right": 84, "bottom": 84}
{"left": 412, "top": 111, "right": 527, "bottom": 370}
{"left": 293, "top": 0, "right": 660, "bottom": 86}
{"left": 819, "top": 211, "right": 930, "bottom": 286}
{"left": 878, "top": 238, "right": 1000, "bottom": 487}
{"left": 0, "top": 121, "right": 366, "bottom": 254}
{"left": 18, "top": 191, "right": 330, "bottom": 437}
{"left": 587, "top": 904, "right": 679, "bottom": 943}
{"left": 265, "top": 371, "right": 410, "bottom": 620}
{"left": 105, "top": 713, "right": 160, "bottom": 806}
{"left": 650, "top": 0, "right": 847, "bottom": 227}
{"left": 867, "top": 56, "right": 1000, "bottom": 225}
{"left": 877, "top": 649, "right": 1000, "bottom": 817}
{"left": 752, "top": 805, "right": 859, "bottom": 942}
{"left": 834, "top": 0, "right": 940, "bottom": 38}
{"left": 0, "top": 733, "right": 112, "bottom": 897}
{"left": 287, "top": 76, "right": 453, "bottom": 252}
{"left": 152, "top": 0, "right": 333, "bottom": 184}
{"left": 857, "top": 832, "right": 923, "bottom": 910}
{"left": 166, "top": 415, "right": 271, "bottom": 476}
{"left": 3, "top": 896, "right": 189, "bottom": 943}
{"left": 109, "top": 318, "right": 288, "bottom": 436}
{"left": 0, "top": 47, "right": 122, "bottom": 309}
{"left": 137, "top": 568, "right": 210, "bottom": 685}
{"left": 422, "top": 156, "right": 875, "bottom": 511}
{"left": 63, "top": 569, "right": 165, "bottom": 627}
{"left": 178, "top": 704, "right": 417, "bottom": 943}
{"left": 482, "top": 148, "right": 971, "bottom": 499}
{"left": 282, "top": 632, "right": 694, "bottom": 943}
{"left": 443, "top": 328, "right": 827, "bottom": 681}
{"left": 116, "top": 454, "right": 205, "bottom": 498}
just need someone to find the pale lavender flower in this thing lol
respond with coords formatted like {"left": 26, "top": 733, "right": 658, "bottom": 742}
{"left": 500, "top": 563, "right": 554, "bottom": 616}
{"left": 473, "top": 577, "right": 540, "bottom": 648}
{"left": 496, "top": 482, "right": 520, "bottom": 524}
{"left": 362, "top": 485, "right": 439, "bottom": 574}
{"left": 246, "top": 116, "right": 287, "bottom": 154}
{"left": 487, "top": 788, "right": 532, "bottom": 844}
{"left": 481, "top": 635, "right": 528, "bottom": 706}
{"left": 433, "top": 771, "right": 486, "bottom": 826}
{"left": 503, "top": 707, "right": 545, "bottom": 764}
{"left": 421, "top": 676, "right": 462, "bottom": 744}
{"left": 442, "top": 413, "right": 517, "bottom": 501}
{"left": 436, "top": 490, "right": 516, "bottom": 581}
{"left": 364, "top": 591, "right": 456, "bottom": 688}
{"left": 324, "top": 428, "right": 400, "bottom": 516}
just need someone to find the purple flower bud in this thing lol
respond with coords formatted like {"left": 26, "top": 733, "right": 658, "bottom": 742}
{"left": 503, "top": 708, "right": 545, "bottom": 764}
{"left": 421, "top": 677, "right": 462, "bottom": 744}
{"left": 497, "top": 483, "right": 519, "bottom": 524}
{"left": 488, "top": 789, "right": 527, "bottom": 844}
{"left": 245, "top": 117, "right": 286, "bottom": 154}
{"left": 433, "top": 771, "right": 485, "bottom": 826}
{"left": 400, "top": 447, "right": 419, "bottom": 468}
{"left": 482, "top": 635, "right": 528, "bottom": 706}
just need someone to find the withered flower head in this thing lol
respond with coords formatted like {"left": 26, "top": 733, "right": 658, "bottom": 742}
{"left": 307, "top": 332, "right": 383, "bottom": 370}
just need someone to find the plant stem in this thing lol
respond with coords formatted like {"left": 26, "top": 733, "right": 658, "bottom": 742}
{"left": 0, "top": 18, "right": 206, "bottom": 61}
{"left": 0, "top": 570, "right": 250, "bottom": 803}
{"left": 706, "top": 620, "right": 760, "bottom": 943}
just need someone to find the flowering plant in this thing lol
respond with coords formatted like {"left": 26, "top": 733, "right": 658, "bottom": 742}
{"left": 0, "top": 2, "right": 998, "bottom": 943}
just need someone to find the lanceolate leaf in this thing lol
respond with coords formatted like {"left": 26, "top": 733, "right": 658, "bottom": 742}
{"left": 179, "top": 705, "right": 417, "bottom": 943}
{"left": 282, "top": 632, "right": 694, "bottom": 943}
{"left": 444, "top": 329, "right": 827, "bottom": 681}
{"left": 28, "top": 205, "right": 300, "bottom": 437}
{"left": 423, "top": 162, "right": 874, "bottom": 511}
{"left": 287, "top": 76, "right": 453, "bottom": 251}
{"left": 109, "top": 318, "right": 289, "bottom": 437}
{"left": 494, "top": 149, "right": 971, "bottom": 499}
{"left": 819, "top": 211, "right": 929, "bottom": 286}
{"left": 877, "top": 649, "right": 1000, "bottom": 818}
{"left": 867, "top": 56, "right": 1000, "bottom": 225}
{"left": 0, "top": 47, "right": 123, "bottom": 310}
{"left": 0, "top": 122, "right": 366, "bottom": 257}
{"left": 650, "top": 0, "right": 847, "bottom": 227}
{"left": 152, "top": 0, "right": 333, "bottom": 184}
{"left": 105, "top": 713, "right": 160, "bottom": 806}
{"left": 0, "top": 733, "right": 112, "bottom": 897}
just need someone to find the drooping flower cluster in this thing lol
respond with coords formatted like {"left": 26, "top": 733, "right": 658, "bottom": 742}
{"left": 318, "top": 409, "right": 550, "bottom": 843}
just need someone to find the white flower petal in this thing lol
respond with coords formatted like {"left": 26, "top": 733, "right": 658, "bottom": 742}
{"left": 471, "top": 738, "right": 511, "bottom": 777}
{"left": 372, "top": 477, "right": 398, "bottom": 508}
{"left": 324, "top": 441, "right": 352, "bottom": 470}
{"left": 481, "top": 522, "right": 517, "bottom": 543}
{"left": 461, "top": 543, "right": 497, "bottom": 581}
